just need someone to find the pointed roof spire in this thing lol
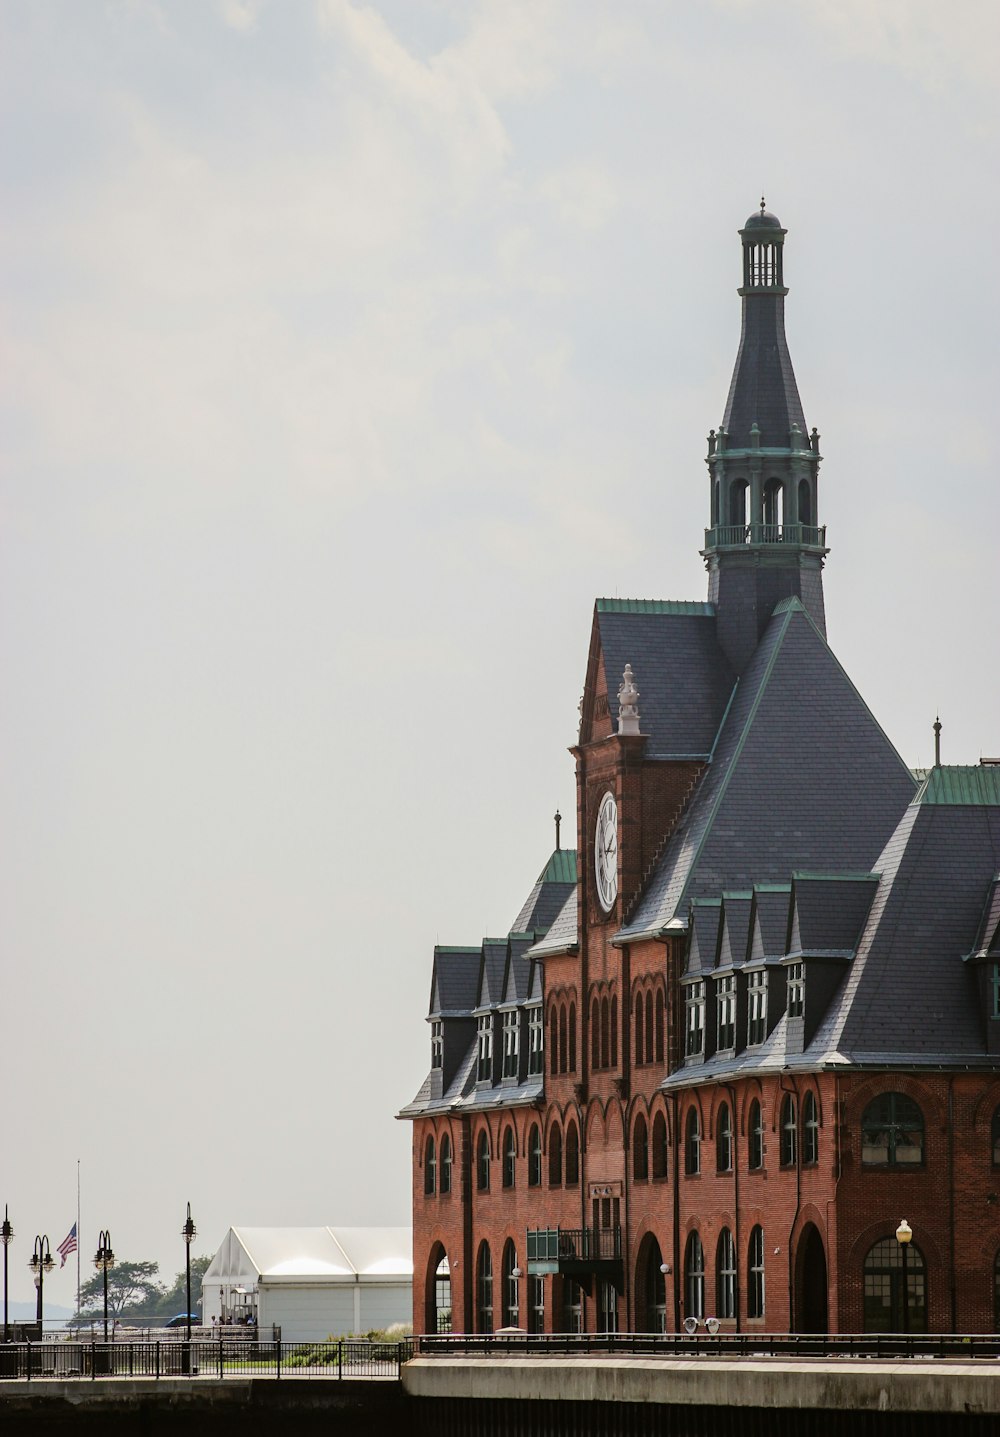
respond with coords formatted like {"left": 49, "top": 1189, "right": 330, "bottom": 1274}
{"left": 554, "top": 809, "right": 562, "bottom": 851}
{"left": 934, "top": 715, "right": 942, "bottom": 768}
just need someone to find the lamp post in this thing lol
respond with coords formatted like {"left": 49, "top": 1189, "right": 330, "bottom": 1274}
{"left": 181, "top": 1204, "right": 196, "bottom": 1345}
{"left": 1, "top": 1207, "right": 13, "bottom": 1342}
{"left": 94, "top": 1231, "right": 114, "bottom": 1344}
{"left": 895, "top": 1218, "right": 912, "bottom": 1336}
{"left": 29, "top": 1236, "right": 55, "bottom": 1331}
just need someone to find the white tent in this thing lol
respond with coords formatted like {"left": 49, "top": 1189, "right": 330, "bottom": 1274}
{"left": 202, "top": 1227, "right": 412, "bottom": 1341}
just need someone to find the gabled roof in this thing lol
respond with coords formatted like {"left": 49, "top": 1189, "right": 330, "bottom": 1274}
{"left": 477, "top": 940, "right": 508, "bottom": 1009}
{"left": 749, "top": 884, "right": 791, "bottom": 960}
{"left": 718, "top": 892, "right": 753, "bottom": 969}
{"left": 788, "top": 873, "right": 879, "bottom": 957}
{"left": 429, "top": 948, "right": 480, "bottom": 1017}
{"left": 502, "top": 936, "right": 534, "bottom": 1004}
{"left": 620, "top": 601, "right": 916, "bottom": 940}
{"left": 206, "top": 1228, "right": 412, "bottom": 1284}
{"left": 685, "top": 899, "right": 722, "bottom": 976}
{"left": 816, "top": 800, "right": 1000, "bottom": 1063}
{"left": 594, "top": 601, "right": 735, "bottom": 758}
{"left": 967, "top": 878, "right": 1000, "bottom": 960}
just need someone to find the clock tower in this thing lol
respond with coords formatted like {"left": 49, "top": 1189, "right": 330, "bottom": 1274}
{"left": 703, "top": 200, "right": 828, "bottom": 673}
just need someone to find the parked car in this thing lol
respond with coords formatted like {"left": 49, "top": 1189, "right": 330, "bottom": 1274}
{"left": 164, "top": 1314, "right": 201, "bottom": 1329}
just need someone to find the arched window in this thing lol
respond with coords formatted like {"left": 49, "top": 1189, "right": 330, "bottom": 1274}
{"left": 645, "top": 991, "right": 654, "bottom": 1063}
{"left": 748, "top": 1099, "right": 764, "bottom": 1170}
{"left": 652, "top": 1112, "right": 669, "bottom": 1180}
{"left": 476, "top": 1243, "right": 493, "bottom": 1335}
{"left": 863, "top": 1236, "right": 926, "bottom": 1333}
{"left": 434, "top": 1254, "right": 452, "bottom": 1333}
{"left": 600, "top": 996, "right": 610, "bottom": 1068}
{"left": 528, "top": 1123, "right": 542, "bottom": 1188}
{"left": 763, "top": 477, "right": 784, "bottom": 531}
{"left": 780, "top": 1094, "right": 798, "bottom": 1168}
{"left": 747, "top": 1226, "right": 765, "bottom": 1318}
{"left": 803, "top": 1091, "right": 819, "bottom": 1165}
{"left": 798, "top": 478, "right": 812, "bottom": 528}
{"left": 565, "top": 1123, "right": 580, "bottom": 1186}
{"left": 502, "top": 1126, "right": 516, "bottom": 1189}
{"left": 861, "top": 1093, "right": 925, "bottom": 1166}
{"left": 635, "top": 993, "right": 645, "bottom": 1065}
{"left": 550, "top": 1009, "right": 558, "bottom": 1074}
{"left": 992, "top": 1107, "right": 1000, "bottom": 1167}
{"left": 685, "top": 1232, "right": 705, "bottom": 1319}
{"left": 685, "top": 1107, "right": 701, "bottom": 1176}
{"left": 502, "top": 1240, "right": 519, "bottom": 1329}
{"left": 476, "top": 1129, "right": 490, "bottom": 1191}
{"left": 559, "top": 1005, "right": 568, "bottom": 1074}
{"left": 440, "top": 1133, "right": 452, "bottom": 1195}
{"left": 654, "top": 990, "right": 664, "bottom": 1062}
{"left": 731, "top": 478, "right": 748, "bottom": 529}
{"left": 548, "top": 1124, "right": 563, "bottom": 1186}
{"left": 569, "top": 1003, "right": 577, "bottom": 1071}
{"left": 424, "top": 1135, "right": 436, "bottom": 1195}
{"left": 591, "top": 998, "right": 600, "bottom": 1068}
{"left": 717, "top": 1102, "right": 733, "bottom": 1173}
{"left": 642, "top": 1237, "right": 667, "bottom": 1334}
{"left": 633, "top": 1113, "right": 649, "bottom": 1181}
{"left": 611, "top": 995, "right": 618, "bottom": 1067}
{"left": 716, "top": 1228, "right": 736, "bottom": 1320}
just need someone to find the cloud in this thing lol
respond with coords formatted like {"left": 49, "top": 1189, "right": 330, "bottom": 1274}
{"left": 218, "top": 0, "right": 268, "bottom": 33}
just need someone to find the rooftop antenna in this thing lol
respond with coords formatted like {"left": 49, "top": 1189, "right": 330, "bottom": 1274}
{"left": 933, "top": 715, "right": 942, "bottom": 768}
{"left": 760, "top": 195, "right": 766, "bottom": 214}
{"left": 554, "top": 810, "right": 562, "bottom": 851}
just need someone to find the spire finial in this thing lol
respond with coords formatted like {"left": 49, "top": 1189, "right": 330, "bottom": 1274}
{"left": 933, "top": 715, "right": 942, "bottom": 768}
{"left": 554, "top": 810, "right": 562, "bottom": 851}
{"left": 760, "top": 195, "right": 766, "bottom": 214}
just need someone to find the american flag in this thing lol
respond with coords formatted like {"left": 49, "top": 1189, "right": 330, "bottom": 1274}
{"left": 57, "top": 1223, "right": 77, "bottom": 1268}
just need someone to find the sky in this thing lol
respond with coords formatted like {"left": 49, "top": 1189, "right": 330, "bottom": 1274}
{"left": 1, "top": 0, "right": 998, "bottom": 1308}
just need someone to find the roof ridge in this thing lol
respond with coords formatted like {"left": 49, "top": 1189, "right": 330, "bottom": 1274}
{"left": 595, "top": 597, "right": 716, "bottom": 615}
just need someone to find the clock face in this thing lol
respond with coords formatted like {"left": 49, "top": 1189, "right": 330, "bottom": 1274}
{"left": 594, "top": 792, "right": 619, "bottom": 913}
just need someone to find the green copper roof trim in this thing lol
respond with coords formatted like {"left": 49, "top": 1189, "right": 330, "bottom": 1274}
{"left": 916, "top": 766, "right": 1000, "bottom": 806}
{"left": 791, "top": 871, "right": 879, "bottom": 883}
{"left": 596, "top": 598, "right": 716, "bottom": 616}
{"left": 434, "top": 945, "right": 481, "bottom": 955}
{"left": 537, "top": 848, "right": 578, "bottom": 884}
{"left": 753, "top": 881, "right": 793, "bottom": 892}
{"left": 771, "top": 595, "right": 807, "bottom": 616}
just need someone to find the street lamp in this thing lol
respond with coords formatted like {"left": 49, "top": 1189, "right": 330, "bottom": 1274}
{"left": 28, "top": 1236, "right": 55, "bottom": 1331}
{"left": 181, "top": 1204, "right": 196, "bottom": 1344}
{"left": 1, "top": 1207, "right": 13, "bottom": 1342}
{"left": 93, "top": 1231, "right": 115, "bottom": 1344}
{"left": 895, "top": 1218, "right": 912, "bottom": 1336}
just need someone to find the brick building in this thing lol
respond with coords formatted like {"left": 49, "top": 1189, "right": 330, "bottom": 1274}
{"left": 399, "top": 204, "right": 1000, "bottom": 1338}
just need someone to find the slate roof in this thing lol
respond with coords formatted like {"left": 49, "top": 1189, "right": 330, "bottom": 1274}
{"left": 619, "top": 599, "right": 917, "bottom": 941}
{"left": 788, "top": 874, "right": 879, "bottom": 957}
{"left": 430, "top": 948, "right": 480, "bottom": 1017}
{"left": 718, "top": 892, "right": 753, "bottom": 969}
{"left": 817, "top": 791, "right": 1000, "bottom": 1064}
{"left": 525, "top": 888, "right": 578, "bottom": 958}
{"left": 685, "top": 900, "right": 722, "bottom": 977}
{"left": 511, "top": 849, "right": 576, "bottom": 934}
{"left": 722, "top": 290, "right": 807, "bottom": 449}
{"left": 967, "top": 879, "right": 1000, "bottom": 960}
{"left": 749, "top": 884, "right": 792, "bottom": 960}
{"left": 595, "top": 601, "right": 735, "bottom": 758}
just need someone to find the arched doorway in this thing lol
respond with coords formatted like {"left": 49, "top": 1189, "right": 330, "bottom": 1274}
{"left": 795, "top": 1224, "right": 828, "bottom": 1334}
{"left": 635, "top": 1233, "right": 667, "bottom": 1333}
{"left": 424, "top": 1244, "right": 452, "bottom": 1334}
{"left": 863, "top": 1236, "right": 926, "bottom": 1333}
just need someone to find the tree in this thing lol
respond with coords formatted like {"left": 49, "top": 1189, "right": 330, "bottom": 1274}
{"left": 151, "top": 1255, "right": 212, "bottom": 1318}
{"left": 75, "top": 1260, "right": 162, "bottom": 1321}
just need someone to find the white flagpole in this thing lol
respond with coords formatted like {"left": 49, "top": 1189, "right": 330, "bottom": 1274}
{"left": 76, "top": 1159, "right": 81, "bottom": 1317}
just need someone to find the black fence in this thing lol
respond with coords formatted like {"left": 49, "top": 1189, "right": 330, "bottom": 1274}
{"left": 0, "top": 1338, "right": 413, "bottom": 1381}
{"left": 416, "top": 1330, "right": 1000, "bottom": 1361}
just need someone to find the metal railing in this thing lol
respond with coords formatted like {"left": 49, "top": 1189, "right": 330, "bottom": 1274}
{"left": 527, "top": 1227, "right": 621, "bottom": 1264}
{"left": 415, "top": 1330, "right": 1000, "bottom": 1361}
{"left": 704, "top": 523, "right": 826, "bottom": 549}
{"left": 0, "top": 1338, "right": 413, "bottom": 1381}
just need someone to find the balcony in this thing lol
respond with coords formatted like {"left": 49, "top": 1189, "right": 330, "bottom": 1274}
{"left": 703, "top": 522, "right": 827, "bottom": 551}
{"left": 527, "top": 1227, "right": 623, "bottom": 1293}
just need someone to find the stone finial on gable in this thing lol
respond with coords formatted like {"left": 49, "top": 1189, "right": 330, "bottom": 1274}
{"left": 618, "top": 663, "right": 641, "bottom": 736}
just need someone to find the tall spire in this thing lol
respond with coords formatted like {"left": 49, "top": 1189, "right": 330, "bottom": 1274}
{"left": 702, "top": 204, "right": 828, "bottom": 673}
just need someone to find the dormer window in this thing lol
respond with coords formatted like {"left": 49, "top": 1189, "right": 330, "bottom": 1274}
{"left": 787, "top": 963, "right": 805, "bottom": 1018}
{"left": 685, "top": 983, "right": 705, "bottom": 1057}
{"left": 477, "top": 1014, "right": 493, "bottom": 1082}
{"left": 528, "top": 1007, "right": 543, "bottom": 1075}
{"left": 747, "top": 971, "right": 767, "bottom": 1046}
{"left": 716, "top": 974, "right": 736, "bottom": 1051}
{"left": 502, "top": 1011, "right": 519, "bottom": 1079}
{"left": 431, "top": 1020, "right": 443, "bottom": 1070}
